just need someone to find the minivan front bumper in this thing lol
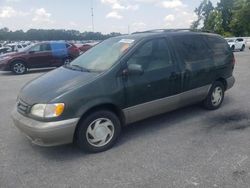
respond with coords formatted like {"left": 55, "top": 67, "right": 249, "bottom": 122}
{"left": 11, "top": 109, "right": 79, "bottom": 146}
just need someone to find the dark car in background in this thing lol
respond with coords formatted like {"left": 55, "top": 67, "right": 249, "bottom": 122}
{"left": 0, "top": 41, "right": 80, "bottom": 74}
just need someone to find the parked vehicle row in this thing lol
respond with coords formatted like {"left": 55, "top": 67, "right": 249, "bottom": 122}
{"left": 0, "top": 41, "right": 32, "bottom": 55}
{"left": 0, "top": 41, "right": 80, "bottom": 74}
{"left": 11, "top": 30, "right": 235, "bottom": 152}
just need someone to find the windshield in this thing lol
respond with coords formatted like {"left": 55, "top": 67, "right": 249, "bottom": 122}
{"left": 227, "top": 39, "right": 235, "bottom": 42}
{"left": 69, "top": 37, "right": 136, "bottom": 72}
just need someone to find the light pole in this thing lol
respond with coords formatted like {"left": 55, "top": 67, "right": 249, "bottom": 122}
{"left": 91, "top": 0, "right": 94, "bottom": 32}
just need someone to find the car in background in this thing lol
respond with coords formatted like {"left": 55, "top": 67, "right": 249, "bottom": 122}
{"left": 0, "top": 41, "right": 80, "bottom": 74}
{"left": 0, "top": 46, "right": 11, "bottom": 55}
{"left": 227, "top": 38, "right": 246, "bottom": 51}
{"left": 6, "top": 43, "right": 26, "bottom": 53}
{"left": 75, "top": 42, "right": 98, "bottom": 54}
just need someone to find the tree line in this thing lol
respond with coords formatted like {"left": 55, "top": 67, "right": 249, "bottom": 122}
{"left": 191, "top": 0, "right": 250, "bottom": 37}
{"left": 0, "top": 28, "right": 121, "bottom": 41}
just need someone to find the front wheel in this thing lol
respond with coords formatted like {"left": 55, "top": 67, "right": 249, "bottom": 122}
{"left": 11, "top": 61, "right": 27, "bottom": 74}
{"left": 203, "top": 81, "right": 225, "bottom": 110}
{"left": 75, "top": 110, "right": 121, "bottom": 153}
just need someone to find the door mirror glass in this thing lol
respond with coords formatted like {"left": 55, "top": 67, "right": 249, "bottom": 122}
{"left": 127, "top": 64, "right": 144, "bottom": 75}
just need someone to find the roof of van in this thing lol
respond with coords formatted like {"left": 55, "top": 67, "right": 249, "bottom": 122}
{"left": 114, "top": 29, "right": 220, "bottom": 41}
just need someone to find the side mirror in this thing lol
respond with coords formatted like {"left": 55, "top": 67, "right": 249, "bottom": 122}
{"left": 125, "top": 64, "right": 144, "bottom": 76}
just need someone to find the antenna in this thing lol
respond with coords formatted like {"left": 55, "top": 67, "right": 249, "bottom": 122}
{"left": 91, "top": 0, "right": 94, "bottom": 32}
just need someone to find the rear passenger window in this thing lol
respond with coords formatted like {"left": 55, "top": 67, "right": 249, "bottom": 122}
{"left": 127, "top": 38, "right": 172, "bottom": 72}
{"left": 206, "top": 36, "right": 230, "bottom": 66}
{"left": 173, "top": 35, "right": 212, "bottom": 70}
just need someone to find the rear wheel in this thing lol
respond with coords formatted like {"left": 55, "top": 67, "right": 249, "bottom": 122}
{"left": 11, "top": 61, "right": 27, "bottom": 74}
{"left": 231, "top": 45, "right": 235, "bottom": 51}
{"left": 75, "top": 110, "right": 121, "bottom": 153}
{"left": 203, "top": 81, "right": 225, "bottom": 110}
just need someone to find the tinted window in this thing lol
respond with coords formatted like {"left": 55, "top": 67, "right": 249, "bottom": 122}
{"left": 236, "top": 38, "right": 243, "bottom": 42}
{"left": 206, "top": 36, "right": 230, "bottom": 66}
{"left": 40, "top": 43, "right": 51, "bottom": 51}
{"left": 127, "top": 38, "right": 172, "bottom": 72}
{"left": 173, "top": 35, "right": 212, "bottom": 70}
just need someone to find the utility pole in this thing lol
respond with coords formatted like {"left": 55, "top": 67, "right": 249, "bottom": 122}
{"left": 91, "top": 0, "right": 94, "bottom": 32}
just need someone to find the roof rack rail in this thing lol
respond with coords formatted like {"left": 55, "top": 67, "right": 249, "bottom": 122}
{"left": 131, "top": 28, "right": 214, "bottom": 34}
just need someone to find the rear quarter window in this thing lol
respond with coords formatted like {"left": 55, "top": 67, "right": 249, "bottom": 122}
{"left": 172, "top": 35, "right": 213, "bottom": 71}
{"left": 205, "top": 36, "right": 231, "bottom": 66}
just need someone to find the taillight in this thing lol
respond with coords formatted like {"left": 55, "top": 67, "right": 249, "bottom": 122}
{"left": 232, "top": 55, "right": 236, "bottom": 65}
{"left": 232, "top": 55, "right": 235, "bottom": 70}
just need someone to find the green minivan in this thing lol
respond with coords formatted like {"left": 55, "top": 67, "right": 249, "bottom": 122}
{"left": 12, "top": 30, "right": 235, "bottom": 152}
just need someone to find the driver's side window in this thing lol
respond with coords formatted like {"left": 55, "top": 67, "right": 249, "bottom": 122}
{"left": 127, "top": 38, "right": 172, "bottom": 72}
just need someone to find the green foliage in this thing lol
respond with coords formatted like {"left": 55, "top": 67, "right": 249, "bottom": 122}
{"left": 191, "top": 0, "right": 214, "bottom": 29}
{"left": 0, "top": 28, "right": 121, "bottom": 41}
{"left": 192, "top": 0, "right": 250, "bottom": 37}
{"left": 230, "top": 0, "right": 250, "bottom": 36}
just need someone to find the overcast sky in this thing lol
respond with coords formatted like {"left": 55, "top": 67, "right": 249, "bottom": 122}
{"left": 0, "top": 0, "right": 219, "bottom": 34}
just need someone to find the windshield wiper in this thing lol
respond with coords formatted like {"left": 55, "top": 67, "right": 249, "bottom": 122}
{"left": 64, "top": 64, "right": 90, "bottom": 72}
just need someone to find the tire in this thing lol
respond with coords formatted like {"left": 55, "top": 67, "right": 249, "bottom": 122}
{"left": 63, "top": 57, "right": 73, "bottom": 65}
{"left": 203, "top": 81, "right": 225, "bottom": 110}
{"left": 11, "top": 61, "right": 27, "bottom": 74}
{"left": 75, "top": 110, "right": 121, "bottom": 153}
{"left": 240, "top": 45, "right": 245, "bottom": 51}
{"left": 231, "top": 45, "right": 235, "bottom": 51}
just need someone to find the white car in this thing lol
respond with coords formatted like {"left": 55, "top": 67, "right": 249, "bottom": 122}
{"left": 227, "top": 38, "right": 246, "bottom": 51}
{"left": 5, "top": 43, "right": 26, "bottom": 53}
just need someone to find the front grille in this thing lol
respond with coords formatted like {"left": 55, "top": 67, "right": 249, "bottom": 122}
{"left": 17, "top": 99, "right": 31, "bottom": 115}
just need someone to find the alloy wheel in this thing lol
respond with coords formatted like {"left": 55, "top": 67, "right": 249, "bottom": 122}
{"left": 13, "top": 63, "right": 26, "bottom": 74}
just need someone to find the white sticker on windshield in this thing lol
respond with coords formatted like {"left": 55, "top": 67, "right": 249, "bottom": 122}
{"left": 119, "top": 39, "right": 135, "bottom": 44}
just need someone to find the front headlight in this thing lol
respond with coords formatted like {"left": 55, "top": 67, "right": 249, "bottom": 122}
{"left": 31, "top": 103, "right": 65, "bottom": 118}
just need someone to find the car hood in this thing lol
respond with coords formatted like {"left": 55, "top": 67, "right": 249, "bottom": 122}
{"left": 19, "top": 67, "right": 100, "bottom": 104}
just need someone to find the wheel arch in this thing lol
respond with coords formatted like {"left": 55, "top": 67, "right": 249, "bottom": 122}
{"left": 73, "top": 103, "right": 125, "bottom": 142}
{"left": 215, "top": 77, "right": 227, "bottom": 90}
{"left": 10, "top": 59, "right": 28, "bottom": 68}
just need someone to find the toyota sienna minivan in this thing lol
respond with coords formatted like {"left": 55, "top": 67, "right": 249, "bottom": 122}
{"left": 12, "top": 30, "right": 235, "bottom": 153}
